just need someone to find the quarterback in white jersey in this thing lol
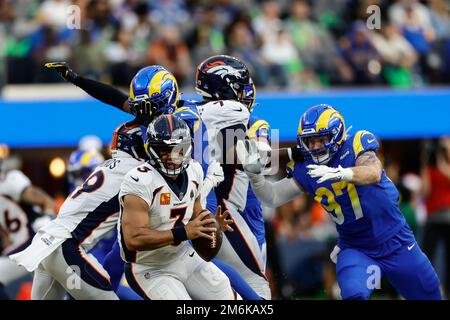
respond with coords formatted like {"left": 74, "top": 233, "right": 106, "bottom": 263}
{"left": 9, "top": 122, "right": 147, "bottom": 300}
{"left": 0, "top": 164, "right": 56, "bottom": 299}
{"left": 195, "top": 55, "right": 271, "bottom": 299}
{"left": 119, "top": 115, "right": 236, "bottom": 300}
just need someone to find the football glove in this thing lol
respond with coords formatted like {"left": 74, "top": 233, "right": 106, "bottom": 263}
{"left": 236, "top": 139, "right": 264, "bottom": 175}
{"left": 44, "top": 62, "right": 78, "bottom": 82}
{"left": 307, "top": 164, "right": 354, "bottom": 183}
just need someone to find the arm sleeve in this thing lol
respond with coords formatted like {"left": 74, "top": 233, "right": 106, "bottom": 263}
{"left": 72, "top": 76, "right": 129, "bottom": 111}
{"left": 3, "top": 170, "right": 31, "bottom": 202}
{"left": 249, "top": 175, "right": 303, "bottom": 208}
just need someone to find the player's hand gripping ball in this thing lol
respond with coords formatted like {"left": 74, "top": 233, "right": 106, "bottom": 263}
{"left": 192, "top": 206, "right": 232, "bottom": 261}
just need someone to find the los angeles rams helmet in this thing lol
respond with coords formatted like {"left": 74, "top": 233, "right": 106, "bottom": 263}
{"left": 67, "top": 149, "right": 105, "bottom": 192}
{"left": 129, "top": 65, "right": 180, "bottom": 124}
{"left": 145, "top": 115, "right": 192, "bottom": 177}
{"left": 297, "top": 104, "right": 346, "bottom": 164}
{"left": 195, "top": 55, "right": 256, "bottom": 111}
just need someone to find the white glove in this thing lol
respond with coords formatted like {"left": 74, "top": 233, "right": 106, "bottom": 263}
{"left": 205, "top": 160, "right": 224, "bottom": 187}
{"left": 307, "top": 164, "right": 354, "bottom": 183}
{"left": 236, "top": 139, "right": 264, "bottom": 175}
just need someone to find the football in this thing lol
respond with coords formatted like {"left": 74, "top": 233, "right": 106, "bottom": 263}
{"left": 192, "top": 212, "right": 223, "bottom": 261}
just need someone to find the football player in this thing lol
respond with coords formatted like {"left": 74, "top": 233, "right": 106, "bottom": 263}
{"left": 237, "top": 104, "right": 442, "bottom": 300}
{"left": 0, "top": 154, "right": 56, "bottom": 299}
{"left": 192, "top": 55, "right": 272, "bottom": 299}
{"left": 9, "top": 66, "right": 181, "bottom": 300}
{"left": 44, "top": 62, "right": 263, "bottom": 300}
{"left": 119, "top": 114, "right": 237, "bottom": 300}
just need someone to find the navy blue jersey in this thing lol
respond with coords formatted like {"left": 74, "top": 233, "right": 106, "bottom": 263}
{"left": 287, "top": 130, "right": 406, "bottom": 249}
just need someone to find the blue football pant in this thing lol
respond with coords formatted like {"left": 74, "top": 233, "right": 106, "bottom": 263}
{"left": 336, "top": 241, "right": 441, "bottom": 300}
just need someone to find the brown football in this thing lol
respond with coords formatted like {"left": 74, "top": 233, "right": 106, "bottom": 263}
{"left": 192, "top": 212, "right": 223, "bottom": 261}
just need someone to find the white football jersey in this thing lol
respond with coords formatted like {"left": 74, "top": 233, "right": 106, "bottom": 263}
{"left": 118, "top": 160, "right": 203, "bottom": 266}
{"left": 54, "top": 152, "right": 143, "bottom": 250}
{"left": 0, "top": 195, "right": 32, "bottom": 255}
{"left": 198, "top": 100, "right": 250, "bottom": 211}
{"left": 0, "top": 170, "right": 31, "bottom": 202}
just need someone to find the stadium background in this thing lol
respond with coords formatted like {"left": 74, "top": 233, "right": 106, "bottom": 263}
{"left": 0, "top": 0, "right": 450, "bottom": 299}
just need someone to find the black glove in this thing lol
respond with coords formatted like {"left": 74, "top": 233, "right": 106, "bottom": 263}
{"left": 128, "top": 99, "right": 154, "bottom": 125}
{"left": 44, "top": 62, "right": 78, "bottom": 82}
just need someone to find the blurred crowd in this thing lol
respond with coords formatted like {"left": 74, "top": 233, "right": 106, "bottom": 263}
{"left": 1, "top": 0, "right": 450, "bottom": 90}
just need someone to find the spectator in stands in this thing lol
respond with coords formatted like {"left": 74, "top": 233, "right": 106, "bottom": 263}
{"left": 187, "top": 5, "right": 226, "bottom": 67}
{"left": 427, "top": 0, "right": 450, "bottom": 83}
{"left": 104, "top": 28, "right": 136, "bottom": 86}
{"left": 147, "top": 25, "right": 192, "bottom": 87}
{"left": 338, "top": 21, "right": 382, "bottom": 85}
{"left": 421, "top": 136, "right": 450, "bottom": 297}
{"left": 225, "top": 14, "right": 270, "bottom": 88}
{"left": 252, "top": 0, "right": 291, "bottom": 88}
{"left": 35, "top": 0, "right": 72, "bottom": 30}
{"left": 389, "top": 0, "right": 436, "bottom": 78}
{"left": 286, "top": 0, "right": 339, "bottom": 87}
{"left": 370, "top": 21, "right": 418, "bottom": 87}
{"left": 149, "top": 0, "right": 190, "bottom": 31}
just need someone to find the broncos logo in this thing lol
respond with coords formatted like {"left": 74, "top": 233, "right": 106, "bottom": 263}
{"left": 204, "top": 62, "right": 243, "bottom": 79}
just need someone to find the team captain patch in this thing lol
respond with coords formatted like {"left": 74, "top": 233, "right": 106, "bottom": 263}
{"left": 160, "top": 192, "right": 171, "bottom": 205}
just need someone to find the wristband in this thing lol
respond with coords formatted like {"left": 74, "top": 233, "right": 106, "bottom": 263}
{"left": 341, "top": 167, "right": 354, "bottom": 182}
{"left": 171, "top": 226, "right": 188, "bottom": 245}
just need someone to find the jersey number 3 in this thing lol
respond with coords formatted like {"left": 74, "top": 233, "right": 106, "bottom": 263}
{"left": 314, "top": 181, "right": 363, "bottom": 225}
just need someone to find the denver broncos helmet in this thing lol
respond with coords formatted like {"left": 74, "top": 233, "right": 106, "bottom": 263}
{"left": 297, "top": 104, "right": 346, "bottom": 164}
{"left": 111, "top": 122, "right": 147, "bottom": 160}
{"left": 145, "top": 115, "right": 192, "bottom": 177}
{"left": 129, "top": 65, "right": 180, "bottom": 124}
{"left": 195, "top": 55, "right": 256, "bottom": 111}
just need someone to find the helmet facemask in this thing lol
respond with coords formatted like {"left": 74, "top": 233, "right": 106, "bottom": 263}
{"left": 145, "top": 118, "right": 193, "bottom": 178}
{"left": 148, "top": 140, "right": 192, "bottom": 177}
{"left": 298, "top": 132, "right": 339, "bottom": 165}
{"left": 235, "top": 81, "right": 256, "bottom": 111}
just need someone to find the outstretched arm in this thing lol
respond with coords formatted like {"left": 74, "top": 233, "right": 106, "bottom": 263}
{"left": 248, "top": 175, "right": 304, "bottom": 208}
{"left": 45, "top": 62, "right": 131, "bottom": 113}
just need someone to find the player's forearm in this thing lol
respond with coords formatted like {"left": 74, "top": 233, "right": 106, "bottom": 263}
{"left": 72, "top": 76, "right": 130, "bottom": 112}
{"left": 347, "top": 166, "right": 382, "bottom": 185}
{"left": 21, "top": 186, "right": 55, "bottom": 214}
{"left": 124, "top": 228, "right": 176, "bottom": 251}
{"left": 249, "top": 175, "right": 302, "bottom": 208}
